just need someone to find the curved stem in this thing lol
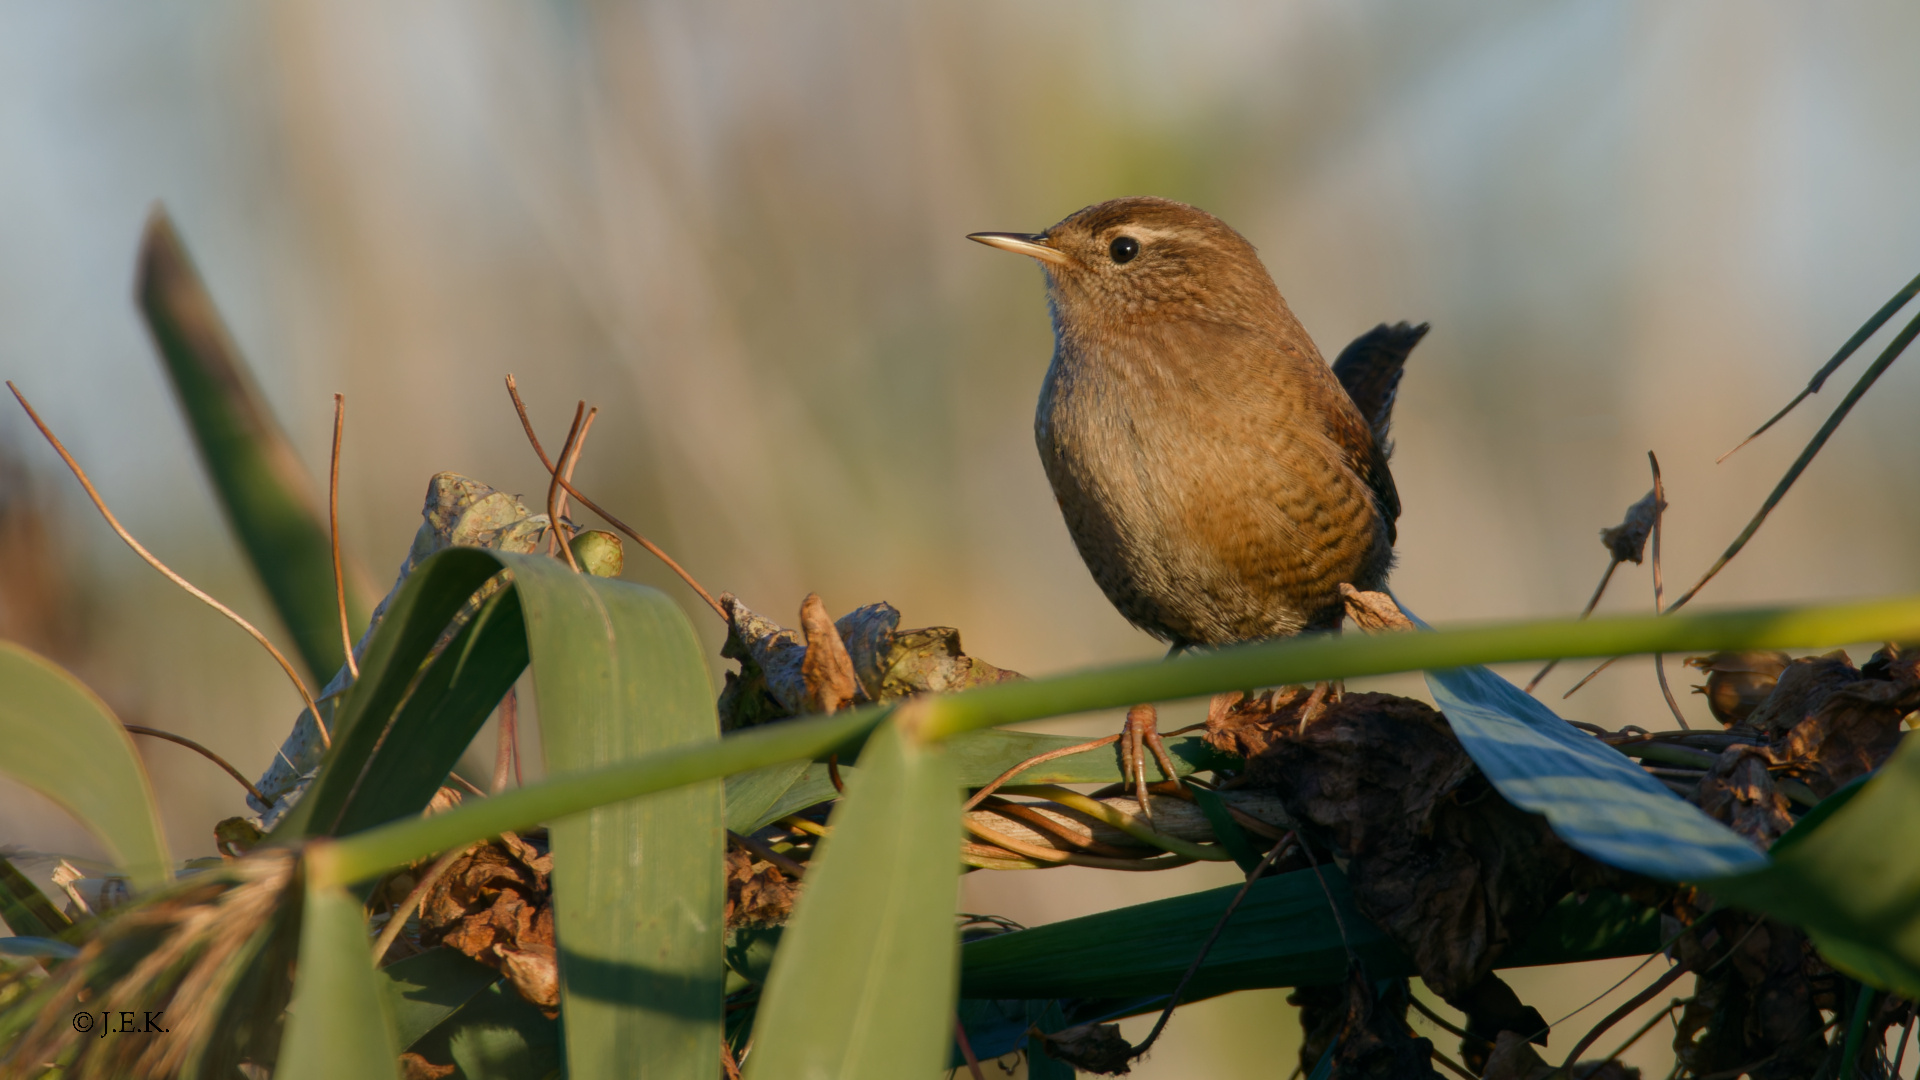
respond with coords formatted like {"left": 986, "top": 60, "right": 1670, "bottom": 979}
{"left": 9, "top": 382, "right": 327, "bottom": 746}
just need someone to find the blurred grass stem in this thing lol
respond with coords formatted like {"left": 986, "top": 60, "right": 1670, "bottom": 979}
{"left": 311, "top": 592, "right": 1920, "bottom": 887}
{"left": 330, "top": 394, "right": 357, "bottom": 680}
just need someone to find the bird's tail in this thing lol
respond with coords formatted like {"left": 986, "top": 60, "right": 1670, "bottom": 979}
{"left": 1330, "top": 321, "right": 1429, "bottom": 457}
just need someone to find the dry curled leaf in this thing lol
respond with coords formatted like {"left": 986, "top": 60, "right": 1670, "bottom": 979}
{"left": 724, "top": 848, "right": 798, "bottom": 930}
{"left": 1208, "top": 692, "right": 1574, "bottom": 1001}
{"left": 799, "top": 592, "right": 859, "bottom": 714}
{"left": 417, "top": 832, "right": 557, "bottom": 1014}
{"left": 1693, "top": 746, "right": 1796, "bottom": 847}
{"left": 1739, "top": 651, "right": 1864, "bottom": 737}
{"left": 1599, "top": 489, "right": 1662, "bottom": 565}
{"left": 1325, "top": 967, "right": 1441, "bottom": 1080}
{"left": 1772, "top": 662, "right": 1920, "bottom": 797}
{"left": 1340, "top": 584, "right": 1413, "bottom": 633}
{"left": 1039, "top": 1022, "right": 1134, "bottom": 1076}
{"left": 1671, "top": 911, "right": 1830, "bottom": 1080}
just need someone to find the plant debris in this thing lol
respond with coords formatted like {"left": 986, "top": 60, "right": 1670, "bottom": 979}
{"left": 724, "top": 848, "right": 799, "bottom": 930}
{"left": 1038, "top": 1021, "right": 1135, "bottom": 1075}
{"left": 416, "top": 831, "right": 558, "bottom": 1015}
{"left": 718, "top": 596, "right": 1020, "bottom": 729}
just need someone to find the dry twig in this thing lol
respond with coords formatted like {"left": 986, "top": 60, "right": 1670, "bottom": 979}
{"left": 505, "top": 375, "right": 724, "bottom": 617}
{"left": 1649, "top": 453, "right": 1690, "bottom": 729}
{"left": 7, "top": 382, "right": 328, "bottom": 747}
{"left": 371, "top": 845, "right": 470, "bottom": 963}
{"left": 123, "top": 724, "right": 269, "bottom": 805}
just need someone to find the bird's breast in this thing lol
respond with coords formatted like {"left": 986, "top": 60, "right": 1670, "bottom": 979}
{"left": 1035, "top": 342, "right": 1388, "bottom": 645}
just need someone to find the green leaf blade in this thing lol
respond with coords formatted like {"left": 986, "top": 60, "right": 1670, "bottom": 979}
{"left": 747, "top": 718, "right": 962, "bottom": 1080}
{"left": 502, "top": 553, "right": 725, "bottom": 1080}
{"left": 279, "top": 873, "right": 402, "bottom": 1080}
{"left": 0, "top": 642, "right": 171, "bottom": 890}
{"left": 137, "top": 208, "right": 370, "bottom": 681}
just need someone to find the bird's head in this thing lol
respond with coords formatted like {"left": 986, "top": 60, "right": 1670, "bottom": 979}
{"left": 969, "top": 196, "right": 1283, "bottom": 338}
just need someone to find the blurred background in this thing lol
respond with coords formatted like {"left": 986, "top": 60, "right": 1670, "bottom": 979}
{"left": 3, "top": 2, "right": 1919, "bottom": 1074}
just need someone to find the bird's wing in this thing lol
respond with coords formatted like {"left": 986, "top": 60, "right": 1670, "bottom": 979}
{"left": 1331, "top": 321, "right": 1429, "bottom": 457}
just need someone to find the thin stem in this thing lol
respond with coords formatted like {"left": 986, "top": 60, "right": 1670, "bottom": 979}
{"left": 313, "top": 592, "right": 1920, "bottom": 886}
{"left": 123, "top": 724, "right": 269, "bottom": 805}
{"left": 976, "top": 798, "right": 1145, "bottom": 857}
{"left": 1890, "top": 1010, "right": 1914, "bottom": 1079}
{"left": 1650, "top": 452, "right": 1690, "bottom": 729}
{"left": 1525, "top": 558, "right": 1620, "bottom": 694}
{"left": 1130, "top": 832, "right": 1293, "bottom": 1059}
{"left": 330, "top": 394, "right": 357, "bottom": 680}
{"left": 953, "top": 1014, "right": 987, "bottom": 1080}
{"left": 505, "top": 375, "right": 724, "bottom": 617}
{"left": 1669, "top": 307, "right": 1920, "bottom": 613}
{"left": 962, "top": 732, "right": 1122, "bottom": 811}
{"left": 445, "top": 772, "right": 488, "bottom": 799}
{"left": 370, "top": 844, "right": 468, "bottom": 963}
{"left": 1295, "top": 839, "right": 1353, "bottom": 958}
{"left": 1000, "top": 785, "right": 1232, "bottom": 861}
{"left": 726, "top": 830, "right": 808, "bottom": 880}
{"left": 556, "top": 407, "right": 596, "bottom": 526}
{"left": 1600, "top": 997, "right": 1686, "bottom": 1065}
{"left": 1562, "top": 655, "right": 1622, "bottom": 699}
{"left": 964, "top": 816, "right": 1103, "bottom": 865}
{"left": 1558, "top": 961, "right": 1690, "bottom": 1071}
{"left": 1717, "top": 269, "right": 1920, "bottom": 463}
{"left": 7, "top": 382, "right": 328, "bottom": 747}
{"left": 546, "top": 403, "right": 586, "bottom": 571}
{"left": 1407, "top": 994, "right": 1482, "bottom": 1049}
{"left": 1429, "top": 1047, "right": 1476, "bottom": 1080}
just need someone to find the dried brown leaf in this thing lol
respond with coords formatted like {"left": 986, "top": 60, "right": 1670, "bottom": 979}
{"left": 1340, "top": 584, "right": 1414, "bottom": 633}
{"left": 1210, "top": 692, "right": 1572, "bottom": 1000}
{"left": 724, "top": 848, "right": 798, "bottom": 930}
{"left": 1693, "top": 746, "right": 1795, "bottom": 847}
{"left": 799, "top": 592, "right": 859, "bottom": 714}
{"left": 417, "top": 832, "right": 557, "bottom": 1014}
{"left": 1740, "top": 650, "right": 1862, "bottom": 737}
{"left": 1040, "top": 1022, "right": 1134, "bottom": 1075}
{"left": 1599, "top": 490, "right": 1663, "bottom": 565}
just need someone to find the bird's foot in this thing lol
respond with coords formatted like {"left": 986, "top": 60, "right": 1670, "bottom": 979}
{"left": 1121, "top": 703, "right": 1182, "bottom": 823}
{"left": 1295, "top": 680, "right": 1344, "bottom": 731}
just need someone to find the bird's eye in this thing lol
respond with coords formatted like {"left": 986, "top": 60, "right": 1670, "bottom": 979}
{"left": 1109, "top": 236, "right": 1140, "bottom": 264}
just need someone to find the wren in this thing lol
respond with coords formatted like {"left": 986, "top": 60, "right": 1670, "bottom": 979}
{"left": 971, "top": 196, "right": 1426, "bottom": 650}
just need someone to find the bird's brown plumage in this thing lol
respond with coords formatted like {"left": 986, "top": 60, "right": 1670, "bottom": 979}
{"left": 973, "top": 196, "right": 1424, "bottom": 647}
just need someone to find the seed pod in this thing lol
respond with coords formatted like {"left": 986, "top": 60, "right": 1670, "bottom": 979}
{"left": 1685, "top": 650, "right": 1792, "bottom": 726}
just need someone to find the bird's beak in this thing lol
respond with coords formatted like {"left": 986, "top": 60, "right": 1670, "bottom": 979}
{"left": 967, "top": 231, "right": 1071, "bottom": 267}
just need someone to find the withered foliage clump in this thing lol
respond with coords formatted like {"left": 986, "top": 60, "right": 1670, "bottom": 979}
{"left": 724, "top": 848, "right": 798, "bottom": 930}
{"left": 1292, "top": 971, "right": 1443, "bottom": 1080}
{"left": 718, "top": 595, "right": 1019, "bottom": 729}
{"left": 1199, "top": 632, "right": 1919, "bottom": 1078}
{"left": 1209, "top": 689, "right": 1566, "bottom": 1070}
{"left": 1666, "top": 645, "right": 1920, "bottom": 1079}
{"left": 416, "top": 831, "right": 558, "bottom": 1015}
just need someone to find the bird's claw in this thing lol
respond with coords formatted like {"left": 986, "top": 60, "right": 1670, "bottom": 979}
{"left": 1121, "top": 703, "right": 1181, "bottom": 823}
{"left": 1295, "top": 680, "right": 1344, "bottom": 730}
